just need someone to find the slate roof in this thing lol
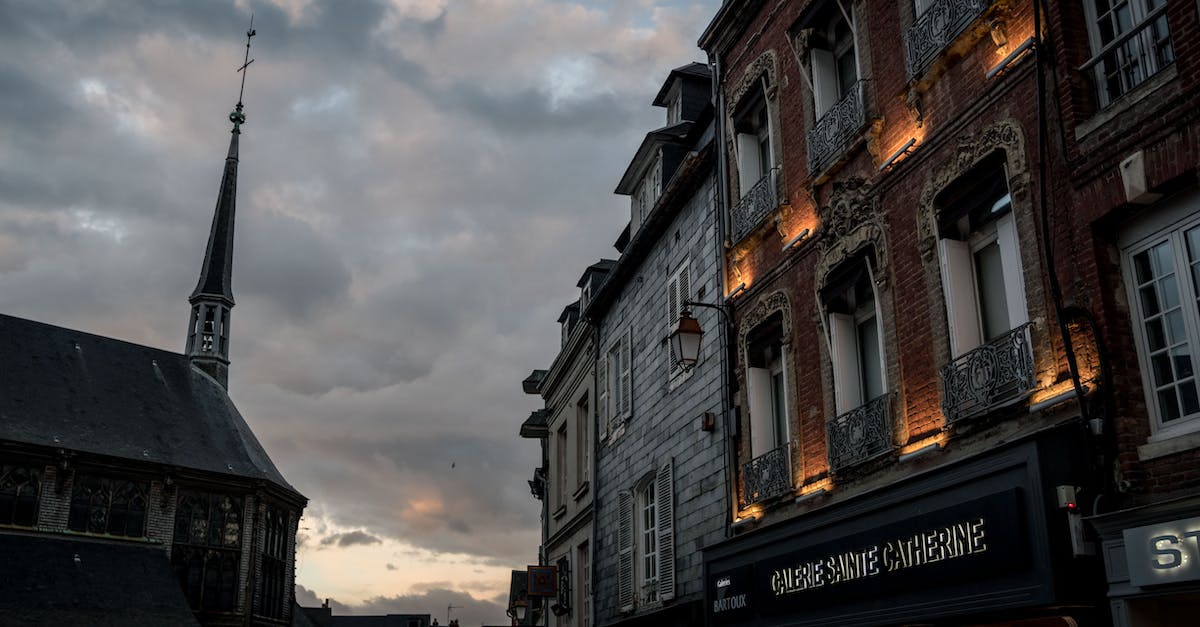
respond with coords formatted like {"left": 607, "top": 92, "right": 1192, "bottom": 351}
{"left": 0, "top": 313, "right": 298, "bottom": 496}
{"left": 0, "top": 534, "right": 198, "bottom": 626}
{"left": 191, "top": 128, "right": 239, "bottom": 304}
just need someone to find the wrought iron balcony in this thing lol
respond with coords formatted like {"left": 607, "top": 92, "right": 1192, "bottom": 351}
{"left": 941, "top": 323, "right": 1035, "bottom": 423}
{"left": 807, "top": 80, "right": 867, "bottom": 175}
{"left": 730, "top": 167, "right": 779, "bottom": 245}
{"left": 904, "top": 0, "right": 992, "bottom": 78}
{"left": 827, "top": 394, "right": 892, "bottom": 472}
{"left": 742, "top": 443, "right": 792, "bottom": 505}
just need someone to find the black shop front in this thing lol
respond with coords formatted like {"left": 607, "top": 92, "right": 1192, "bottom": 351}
{"left": 703, "top": 426, "right": 1107, "bottom": 626}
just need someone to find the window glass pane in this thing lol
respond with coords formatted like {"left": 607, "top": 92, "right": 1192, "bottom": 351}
{"left": 1161, "top": 275, "right": 1181, "bottom": 309}
{"left": 1167, "top": 310, "right": 1188, "bottom": 345}
{"left": 1159, "top": 388, "right": 1182, "bottom": 421}
{"left": 975, "top": 241, "right": 1010, "bottom": 340}
{"left": 1182, "top": 381, "right": 1200, "bottom": 416}
{"left": 1134, "top": 250, "right": 1154, "bottom": 283}
{"left": 1152, "top": 352, "right": 1175, "bottom": 386}
{"left": 1140, "top": 285, "right": 1161, "bottom": 316}
{"left": 1173, "top": 347, "right": 1194, "bottom": 380}
{"left": 1146, "top": 318, "right": 1167, "bottom": 351}
{"left": 771, "top": 371, "right": 787, "bottom": 447}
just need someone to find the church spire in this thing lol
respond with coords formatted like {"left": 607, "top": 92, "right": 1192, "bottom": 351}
{"left": 186, "top": 18, "right": 256, "bottom": 389}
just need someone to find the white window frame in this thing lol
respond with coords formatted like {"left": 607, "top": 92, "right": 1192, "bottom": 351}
{"left": 733, "top": 81, "right": 773, "bottom": 196}
{"left": 667, "top": 260, "right": 693, "bottom": 381}
{"left": 638, "top": 479, "right": 658, "bottom": 604}
{"left": 605, "top": 330, "right": 633, "bottom": 431}
{"left": 1082, "top": 0, "right": 1174, "bottom": 108}
{"left": 827, "top": 260, "right": 887, "bottom": 415}
{"left": 578, "top": 541, "right": 591, "bottom": 627}
{"left": 748, "top": 337, "right": 790, "bottom": 459}
{"left": 1121, "top": 198, "right": 1200, "bottom": 440}
{"left": 938, "top": 193, "right": 1029, "bottom": 358}
{"left": 810, "top": 2, "right": 859, "bottom": 120}
{"left": 555, "top": 423, "right": 568, "bottom": 511}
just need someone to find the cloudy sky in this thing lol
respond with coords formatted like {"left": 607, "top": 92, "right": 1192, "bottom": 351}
{"left": 0, "top": 0, "right": 719, "bottom": 623}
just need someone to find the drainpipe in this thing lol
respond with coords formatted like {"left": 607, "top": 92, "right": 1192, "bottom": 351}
{"left": 708, "top": 50, "right": 737, "bottom": 540}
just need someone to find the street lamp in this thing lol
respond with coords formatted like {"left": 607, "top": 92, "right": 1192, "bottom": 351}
{"left": 506, "top": 591, "right": 527, "bottom": 623}
{"left": 669, "top": 308, "right": 704, "bottom": 370}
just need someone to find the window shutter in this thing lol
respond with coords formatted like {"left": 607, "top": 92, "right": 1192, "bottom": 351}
{"left": 811, "top": 47, "right": 838, "bottom": 119}
{"left": 678, "top": 265, "right": 690, "bottom": 313}
{"left": 620, "top": 331, "right": 632, "bottom": 418}
{"left": 830, "top": 312, "right": 862, "bottom": 414}
{"left": 938, "top": 237, "right": 983, "bottom": 357}
{"left": 996, "top": 213, "right": 1029, "bottom": 327}
{"left": 668, "top": 273, "right": 680, "bottom": 371}
{"left": 655, "top": 460, "right": 676, "bottom": 602}
{"left": 777, "top": 352, "right": 791, "bottom": 445}
{"left": 747, "top": 367, "right": 774, "bottom": 458}
{"left": 617, "top": 490, "right": 634, "bottom": 612}
{"left": 736, "top": 133, "right": 762, "bottom": 192}
{"left": 598, "top": 350, "right": 608, "bottom": 433}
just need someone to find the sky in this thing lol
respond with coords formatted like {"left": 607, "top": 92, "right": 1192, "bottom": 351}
{"left": 0, "top": 0, "right": 721, "bottom": 624}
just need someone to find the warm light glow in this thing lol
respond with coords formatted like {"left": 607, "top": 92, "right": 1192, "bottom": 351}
{"left": 781, "top": 228, "right": 811, "bottom": 252}
{"left": 797, "top": 478, "right": 833, "bottom": 498}
{"left": 1030, "top": 372, "right": 1095, "bottom": 406}
{"left": 725, "top": 282, "right": 747, "bottom": 300}
{"left": 879, "top": 138, "right": 918, "bottom": 171}
{"left": 986, "top": 37, "right": 1035, "bottom": 79}
{"left": 899, "top": 432, "right": 948, "bottom": 456}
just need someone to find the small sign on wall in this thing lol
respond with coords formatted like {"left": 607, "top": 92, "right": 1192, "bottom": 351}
{"left": 528, "top": 565, "right": 558, "bottom": 597}
{"left": 1125, "top": 515, "right": 1200, "bottom": 587}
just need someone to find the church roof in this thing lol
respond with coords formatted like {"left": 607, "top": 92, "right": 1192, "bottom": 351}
{"left": 0, "top": 313, "right": 299, "bottom": 497}
{"left": 0, "top": 534, "right": 199, "bottom": 626}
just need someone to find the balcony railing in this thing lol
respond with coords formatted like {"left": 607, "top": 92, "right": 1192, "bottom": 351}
{"left": 730, "top": 167, "right": 779, "bottom": 244}
{"left": 827, "top": 394, "right": 892, "bottom": 472}
{"left": 807, "top": 80, "right": 867, "bottom": 175}
{"left": 941, "top": 323, "right": 1035, "bottom": 423}
{"left": 904, "top": 0, "right": 992, "bottom": 78}
{"left": 742, "top": 443, "right": 792, "bottom": 505}
{"left": 1079, "top": 3, "right": 1172, "bottom": 108}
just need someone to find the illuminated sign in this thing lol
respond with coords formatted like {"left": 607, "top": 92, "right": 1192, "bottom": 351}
{"left": 1125, "top": 515, "right": 1200, "bottom": 587}
{"left": 708, "top": 490, "right": 1027, "bottom": 623}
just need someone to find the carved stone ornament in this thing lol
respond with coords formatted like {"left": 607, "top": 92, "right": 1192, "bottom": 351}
{"left": 815, "top": 178, "right": 889, "bottom": 290}
{"left": 728, "top": 50, "right": 779, "bottom": 112}
{"left": 915, "top": 118, "right": 1028, "bottom": 260}
{"left": 737, "top": 290, "right": 792, "bottom": 366}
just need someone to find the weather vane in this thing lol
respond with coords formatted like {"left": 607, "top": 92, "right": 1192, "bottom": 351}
{"left": 230, "top": 14, "right": 256, "bottom": 131}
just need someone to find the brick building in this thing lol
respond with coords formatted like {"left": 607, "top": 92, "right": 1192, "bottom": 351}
{"left": 0, "top": 97, "right": 305, "bottom": 625}
{"left": 690, "top": 0, "right": 1200, "bottom": 625}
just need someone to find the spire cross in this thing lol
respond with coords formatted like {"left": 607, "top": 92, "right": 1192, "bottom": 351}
{"left": 230, "top": 15, "right": 256, "bottom": 130}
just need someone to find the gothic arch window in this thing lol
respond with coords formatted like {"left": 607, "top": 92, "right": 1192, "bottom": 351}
{"left": 172, "top": 490, "right": 243, "bottom": 613}
{"left": 68, "top": 475, "right": 149, "bottom": 537}
{"left": 257, "top": 505, "right": 288, "bottom": 619}
{"left": 0, "top": 464, "right": 41, "bottom": 527}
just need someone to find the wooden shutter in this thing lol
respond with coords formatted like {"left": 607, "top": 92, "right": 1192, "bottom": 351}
{"left": 747, "top": 367, "right": 774, "bottom": 458}
{"left": 736, "top": 132, "right": 761, "bottom": 191}
{"left": 811, "top": 48, "right": 838, "bottom": 119}
{"left": 830, "top": 312, "right": 861, "bottom": 414}
{"left": 655, "top": 460, "right": 676, "bottom": 602}
{"left": 620, "top": 331, "right": 632, "bottom": 418}
{"left": 617, "top": 490, "right": 634, "bottom": 612}
{"left": 996, "top": 213, "right": 1029, "bottom": 327}
{"left": 938, "top": 237, "right": 983, "bottom": 357}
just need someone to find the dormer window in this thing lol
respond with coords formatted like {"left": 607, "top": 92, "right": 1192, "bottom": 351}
{"left": 631, "top": 152, "right": 663, "bottom": 232}
{"left": 666, "top": 90, "right": 682, "bottom": 125}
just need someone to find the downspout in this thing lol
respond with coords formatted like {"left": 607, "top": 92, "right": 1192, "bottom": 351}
{"left": 589, "top": 318, "right": 601, "bottom": 627}
{"left": 709, "top": 50, "right": 736, "bottom": 540}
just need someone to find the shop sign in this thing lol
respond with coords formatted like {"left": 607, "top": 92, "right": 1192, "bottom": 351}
{"left": 708, "top": 489, "right": 1027, "bottom": 622}
{"left": 1125, "top": 515, "right": 1200, "bottom": 587}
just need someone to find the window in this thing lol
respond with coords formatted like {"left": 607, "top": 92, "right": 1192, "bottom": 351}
{"left": 733, "top": 86, "right": 773, "bottom": 194}
{"left": 617, "top": 462, "right": 674, "bottom": 612}
{"left": 576, "top": 395, "right": 589, "bottom": 489}
{"left": 824, "top": 255, "right": 886, "bottom": 414}
{"left": 68, "top": 475, "right": 149, "bottom": 537}
{"left": 0, "top": 464, "right": 40, "bottom": 527}
{"left": 605, "top": 331, "right": 632, "bottom": 431}
{"left": 746, "top": 316, "right": 790, "bottom": 458}
{"left": 1083, "top": 0, "right": 1173, "bottom": 107}
{"left": 258, "top": 506, "right": 288, "bottom": 619}
{"left": 578, "top": 542, "right": 591, "bottom": 627}
{"left": 1123, "top": 204, "right": 1200, "bottom": 435}
{"left": 632, "top": 153, "right": 663, "bottom": 232}
{"left": 936, "top": 159, "right": 1028, "bottom": 359}
{"left": 172, "top": 491, "right": 243, "bottom": 612}
{"left": 555, "top": 424, "right": 568, "bottom": 510}
{"left": 667, "top": 261, "right": 692, "bottom": 377}
{"left": 809, "top": 4, "right": 859, "bottom": 120}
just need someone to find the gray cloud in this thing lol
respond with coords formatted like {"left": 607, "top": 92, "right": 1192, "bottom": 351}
{"left": 297, "top": 583, "right": 506, "bottom": 626}
{"left": 320, "top": 530, "right": 383, "bottom": 548}
{"left": 0, "top": 0, "right": 721, "bottom": 600}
